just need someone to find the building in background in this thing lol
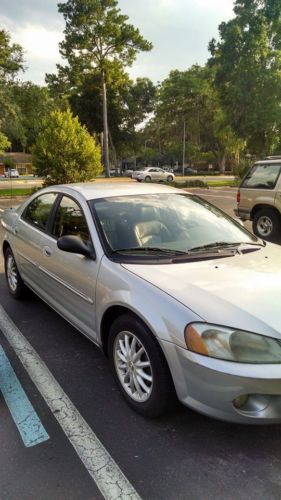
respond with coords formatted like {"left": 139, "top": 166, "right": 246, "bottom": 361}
{"left": 0, "top": 153, "right": 33, "bottom": 175}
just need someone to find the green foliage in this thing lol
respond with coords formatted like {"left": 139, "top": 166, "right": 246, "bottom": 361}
{"left": 233, "top": 158, "right": 252, "bottom": 180}
{"left": 0, "top": 29, "right": 24, "bottom": 84}
{"left": 57, "top": 0, "right": 152, "bottom": 72}
{"left": 32, "top": 109, "right": 102, "bottom": 185}
{"left": 209, "top": 0, "right": 281, "bottom": 154}
{"left": 11, "top": 82, "right": 56, "bottom": 150}
{"left": 0, "top": 131, "right": 11, "bottom": 153}
{"left": 142, "top": 65, "right": 244, "bottom": 171}
{"left": 47, "top": 0, "right": 153, "bottom": 172}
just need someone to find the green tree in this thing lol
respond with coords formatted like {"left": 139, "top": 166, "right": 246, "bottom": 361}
{"left": 47, "top": 0, "right": 152, "bottom": 176}
{"left": 0, "top": 29, "right": 24, "bottom": 84}
{"left": 11, "top": 82, "right": 55, "bottom": 150}
{"left": 209, "top": 0, "right": 281, "bottom": 154}
{"left": 149, "top": 65, "right": 244, "bottom": 171}
{"left": 32, "top": 109, "right": 102, "bottom": 185}
{"left": 0, "top": 131, "right": 11, "bottom": 153}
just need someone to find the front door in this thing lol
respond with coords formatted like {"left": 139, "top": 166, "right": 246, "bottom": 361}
{"left": 37, "top": 195, "right": 99, "bottom": 340}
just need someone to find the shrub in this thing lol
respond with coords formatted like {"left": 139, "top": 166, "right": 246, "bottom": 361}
{"left": 233, "top": 159, "right": 252, "bottom": 180}
{"left": 32, "top": 109, "right": 102, "bottom": 186}
{"left": 167, "top": 179, "right": 208, "bottom": 188}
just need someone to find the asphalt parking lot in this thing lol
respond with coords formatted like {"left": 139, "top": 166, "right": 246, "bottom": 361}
{"left": 0, "top": 187, "right": 281, "bottom": 500}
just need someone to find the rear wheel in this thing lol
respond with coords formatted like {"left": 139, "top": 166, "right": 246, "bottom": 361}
{"left": 252, "top": 208, "right": 280, "bottom": 240}
{"left": 4, "top": 247, "right": 26, "bottom": 299}
{"left": 108, "top": 313, "right": 177, "bottom": 417}
{"left": 145, "top": 176, "right": 151, "bottom": 182}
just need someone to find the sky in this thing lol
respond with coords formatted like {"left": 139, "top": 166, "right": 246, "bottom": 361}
{"left": 0, "top": 0, "right": 235, "bottom": 85}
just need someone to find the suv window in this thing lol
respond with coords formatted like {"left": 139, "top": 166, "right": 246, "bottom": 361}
{"left": 242, "top": 163, "right": 281, "bottom": 189}
{"left": 52, "top": 196, "right": 90, "bottom": 243}
{"left": 23, "top": 193, "right": 57, "bottom": 231}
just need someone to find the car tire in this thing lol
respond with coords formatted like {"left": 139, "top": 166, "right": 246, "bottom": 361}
{"left": 145, "top": 176, "right": 151, "bottom": 182}
{"left": 4, "top": 247, "right": 27, "bottom": 299}
{"left": 108, "top": 313, "right": 177, "bottom": 417}
{"left": 167, "top": 175, "right": 173, "bottom": 182}
{"left": 252, "top": 208, "right": 280, "bottom": 240}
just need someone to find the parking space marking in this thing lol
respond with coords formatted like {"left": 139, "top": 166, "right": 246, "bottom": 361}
{"left": 0, "top": 305, "right": 141, "bottom": 500}
{"left": 0, "top": 345, "right": 50, "bottom": 447}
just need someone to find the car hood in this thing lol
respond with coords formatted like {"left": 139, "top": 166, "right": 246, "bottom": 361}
{"left": 122, "top": 244, "right": 281, "bottom": 338}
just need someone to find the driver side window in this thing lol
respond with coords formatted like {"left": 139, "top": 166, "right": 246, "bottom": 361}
{"left": 52, "top": 196, "right": 90, "bottom": 244}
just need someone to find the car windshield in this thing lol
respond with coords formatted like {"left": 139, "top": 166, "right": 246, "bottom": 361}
{"left": 89, "top": 193, "right": 259, "bottom": 258}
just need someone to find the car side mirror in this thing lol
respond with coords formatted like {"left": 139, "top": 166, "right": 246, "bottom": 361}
{"left": 57, "top": 235, "right": 95, "bottom": 259}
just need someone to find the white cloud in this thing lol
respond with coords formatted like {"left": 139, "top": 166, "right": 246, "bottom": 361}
{"left": 1, "top": 0, "right": 235, "bottom": 85}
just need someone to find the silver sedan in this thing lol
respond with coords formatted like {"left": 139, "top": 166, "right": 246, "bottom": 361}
{"left": 2, "top": 182, "right": 281, "bottom": 423}
{"left": 132, "top": 167, "right": 174, "bottom": 183}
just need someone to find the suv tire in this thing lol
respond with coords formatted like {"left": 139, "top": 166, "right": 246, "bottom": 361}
{"left": 253, "top": 208, "right": 280, "bottom": 240}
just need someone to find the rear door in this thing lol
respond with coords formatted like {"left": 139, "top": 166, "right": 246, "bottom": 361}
{"left": 239, "top": 163, "right": 281, "bottom": 218}
{"left": 15, "top": 192, "right": 58, "bottom": 288}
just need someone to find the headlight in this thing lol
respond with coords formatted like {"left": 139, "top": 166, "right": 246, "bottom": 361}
{"left": 184, "top": 323, "right": 281, "bottom": 363}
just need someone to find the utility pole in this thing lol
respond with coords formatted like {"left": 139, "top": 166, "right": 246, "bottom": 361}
{"left": 102, "top": 72, "right": 110, "bottom": 178}
{"left": 182, "top": 120, "right": 186, "bottom": 176}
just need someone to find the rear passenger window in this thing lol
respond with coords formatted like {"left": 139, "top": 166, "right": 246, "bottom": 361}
{"left": 242, "top": 164, "right": 281, "bottom": 189}
{"left": 52, "top": 196, "right": 90, "bottom": 244}
{"left": 23, "top": 193, "right": 57, "bottom": 231}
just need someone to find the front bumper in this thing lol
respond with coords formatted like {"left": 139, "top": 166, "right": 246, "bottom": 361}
{"left": 159, "top": 339, "right": 281, "bottom": 424}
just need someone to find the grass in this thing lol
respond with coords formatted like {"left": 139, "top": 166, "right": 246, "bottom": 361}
{"left": 0, "top": 188, "right": 35, "bottom": 197}
{"left": 207, "top": 179, "right": 239, "bottom": 187}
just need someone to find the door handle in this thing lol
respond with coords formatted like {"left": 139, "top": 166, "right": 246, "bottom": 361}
{"left": 43, "top": 246, "right": 52, "bottom": 257}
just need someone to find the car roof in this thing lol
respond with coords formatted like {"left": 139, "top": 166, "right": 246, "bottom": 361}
{"left": 44, "top": 181, "right": 186, "bottom": 201}
{"left": 255, "top": 159, "right": 281, "bottom": 165}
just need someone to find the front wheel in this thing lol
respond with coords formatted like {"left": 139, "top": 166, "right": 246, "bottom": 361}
{"left": 252, "top": 209, "right": 280, "bottom": 240}
{"left": 4, "top": 247, "right": 26, "bottom": 299}
{"left": 167, "top": 175, "right": 173, "bottom": 182}
{"left": 108, "top": 314, "right": 176, "bottom": 417}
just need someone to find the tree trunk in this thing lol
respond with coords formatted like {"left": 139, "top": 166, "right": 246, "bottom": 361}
{"left": 219, "top": 151, "right": 226, "bottom": 173}
{"left": 102, "top": 73, "right": 110, "bottom": 178}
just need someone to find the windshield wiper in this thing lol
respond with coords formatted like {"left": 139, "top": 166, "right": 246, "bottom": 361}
{"left": 113, "top": 247, "right": 188, "bottom": 255}
{"left": 188, "top": 241, "right": 265, "bottom": 253}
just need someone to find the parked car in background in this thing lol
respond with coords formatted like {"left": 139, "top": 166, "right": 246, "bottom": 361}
{"left": 132, "top": 167, "right": 174, "bottom": 183}
{"left": 185, "top": 167, "right": 198, "bottom": 175}
{"left": 3, "top": 182, "right": 281, "bottom": 424}
{"left": 235, "top": 158, "right": 281, "bottom": 240}
{"left": 123, "top": 169, "right": 134, "bottom": 177}
{"left": 4, "top": 169, "right": 20, "bottom": 178}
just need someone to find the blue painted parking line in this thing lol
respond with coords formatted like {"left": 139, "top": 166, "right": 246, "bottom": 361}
{"left": 0, "top": 345, "right": 49, "bottom": 447}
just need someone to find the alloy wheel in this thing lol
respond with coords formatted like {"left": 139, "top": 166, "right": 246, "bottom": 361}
{"left": 7, "top": 254, "right": 18, "bottom": 292}
{"left": 113, "top": 330, "right": 153, "bottom": 402}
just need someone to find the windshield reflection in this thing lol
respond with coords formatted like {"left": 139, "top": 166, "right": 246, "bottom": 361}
{"left": 90, "top": 194, "right": 257, "bottom": 256}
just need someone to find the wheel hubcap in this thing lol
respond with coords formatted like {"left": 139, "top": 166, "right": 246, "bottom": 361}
{"left": 7, "top": 255, "right": 18, "bottom": 292}
{"left": 114, "top": 331, "right": 153, "bottom": 402}
{"left": 257, "top": 216, "right": 273, "bottom": 237}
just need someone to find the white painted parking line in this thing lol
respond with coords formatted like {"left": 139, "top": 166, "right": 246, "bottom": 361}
{"left": 0, "top": 208, "right": 4, "bottom": 212}
{"left": 0, "top": 305, "right": 141, "bottom": 500}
